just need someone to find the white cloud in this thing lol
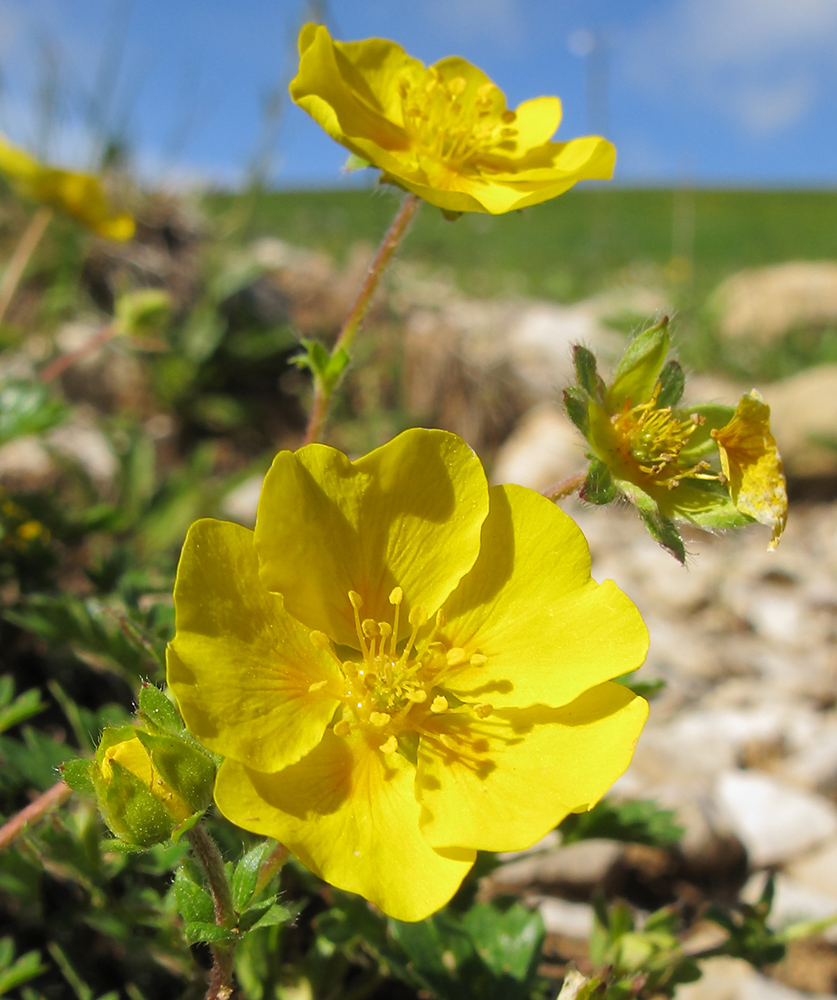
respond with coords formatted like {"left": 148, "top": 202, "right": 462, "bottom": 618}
{"left": 623, "top": 0, "right": 837, "bottom": 135}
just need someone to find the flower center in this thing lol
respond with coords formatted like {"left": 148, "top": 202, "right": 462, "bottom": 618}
{"left": 398, "top": 69, "right": 518, "bottom": 175}
{"left": 611, "top": 391, "right": 716, "bottom": 489}
{"left": 309, "top": 587, "right": 491, "bottom": 756}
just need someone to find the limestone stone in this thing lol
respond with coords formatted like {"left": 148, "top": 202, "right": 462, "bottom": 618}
{"left": 491, "top": 839, "right": 625, "bottom": 895}
{"left": 786, "top": 840, "right": 837, "bottom": 902}
{"left": 222, "top": 473, "right": 265, "bottom": 528}
{"left": 676, "top": 954, "right": 831, "bottom": 1000}
{"left": 742, "top": 872, "right": 837, "bottom": 945}
{"left": 767, "top": 365, "right": 837, "bottom": 478}
{"left": 537, "top": 897, "right": 595, "bottom": 940}
{"left": 0, "top": 436, "right": 57, "bottom": 492}
{"left": 490, "top": 404, "right": 587, "bottom": 492}
{"left": 715, "top": 771, "right": 837, "bottom": 867}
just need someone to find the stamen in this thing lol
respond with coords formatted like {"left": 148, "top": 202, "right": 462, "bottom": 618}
{"left": 370, "top": 712, "right": 391, "bottom": 727}
{"left": 406, "top": 688, "right": 427, "bottom": 703}
{"left": 431, "top": 695, "right": 449, "bottom": 714}
{"left": 389, "top": 586, "right": 403, "bottom": 655}
{"left": 399, "top": 606, "right": 427, "bottom": 666}
{"left": 362, "top": 619, "right": 379, "bottom": 638}
{"left": 309, "top": 630, "right": 330, "bottom": 649}
{"left": 349, "top": 590, "right": 369, "bottom": 656}
{"left": 446, "top": 647, "right": 467, "bottom": 667}
{"left": 333, "top": 719, "right": 351, "bottom": 738}
{"left": 474, "top": 703, "right": 493, "bottom": 719}
{"left": 380, "top": 735, "right": 398, "bottom": 754}
{"left": 469, "top": 653, "right": 488, "bottom": 666}
{"left": 308, "top": 680, "right": 328, "bottom": 693}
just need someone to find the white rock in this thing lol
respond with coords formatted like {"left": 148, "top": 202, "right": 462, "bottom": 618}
{"left": 222, "top": 473, "right": 265, "bottom": 528}
{"left": 48, "top": 418, "right": 117, "bottom": 489}
{"left": 768, "top": 365, "right": 837, "bottom": 478}
{"left": 492, "top": 839, "right": 625, "bottom": 892}
{"left": 715, "top": 771, "right": 837, "bottom": 867}
{"left": 0, "top": 436, "right": 56, "bottom": 491}
{"left": 537, "top": 897, "right": 595, "bottom": 940}
{"left": 677, "top": 954, "right": 832, "bottom": 1000}
{"left": 490, "top": 404, "right": 586, "bottom": 492}
{"left": 786, "top": 840, "right": 837, "bottom": 902}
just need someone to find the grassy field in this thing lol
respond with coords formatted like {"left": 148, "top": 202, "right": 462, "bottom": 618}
{"left": 207, "top": 185, "right": 837, "bottom": 304}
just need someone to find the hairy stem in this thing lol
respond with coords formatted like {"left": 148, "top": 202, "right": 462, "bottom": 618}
{"left": 187, "top": 826, "right": 237, "bottom": 1000}
{"left": 542, "top": 471, "right": 586, "bottom": 502}
{"left": 303, "top": 192, "right": 420, "bottom": 445}
{"left": 40, "top": 321, "right": 117, "bottom": 383}
{"left": 0, "top": 780, "right": 72, "bottom": 850}
{"left": 0, "top": 206, "right": 53, "bottom": 326}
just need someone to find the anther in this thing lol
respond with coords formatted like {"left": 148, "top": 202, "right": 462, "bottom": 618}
{"left": 362, "top": 619, "right": 379, "bottom": 638}
{"left": 309, "top": 630, "right": 330, "bottom": 649}
{"left": 409, "top": 605, "right": 428, "bottom": 628}
{"left": 446, "top": 647, "right": 467, "bottom": 667}
{"left": 380, "top": 735, "right": 398, "bottom": 754}
{"left": 308, "top": 680, "right": 328, "bottom": 693}
{"left": 448, "top": 76, "right": 467, "bottom": 96}
{"left": 389, "top": 587, "right": 403, "bottom": 605}
{"left": 341, "top": 660, "right": 358, "bottom": 676}
{"left": 349, "top": 591, "right": 364, "bottom": 610}
{"left": 474, "top": 703, "right": 493, "bottom": 719}
{"left": 370, "top": 712, "right": 391, "bottom": 727}
{"left": 333, "top": 720, "right": 351, "bottom": 738}
{"left": 378, "top": 622, "right": 392, "bottom": 642}
{"left": 501, "top": 109, "right": 517, "bottom": 123}
{"left": 469, "top": 653, "right": 488, "bottom": 666}
{"left": 406, "top": 689, "right": 427, "bottom": 703}
{"left": 431, "top": 695, "right": 449, "bottom": 714}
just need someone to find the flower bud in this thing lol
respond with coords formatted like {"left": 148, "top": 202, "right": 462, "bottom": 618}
{"left": 92, "top": 725, "right": 215, "bottom": 848}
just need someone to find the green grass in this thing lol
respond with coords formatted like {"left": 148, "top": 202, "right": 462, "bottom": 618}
{"left": 206, "top": 186, "right": 837, "bottom": 305}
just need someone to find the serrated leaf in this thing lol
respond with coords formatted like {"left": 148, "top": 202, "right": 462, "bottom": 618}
{"left": 231, "top": 841, "right": 274, "bottom": 912}
{"left": 463, "top": 902, "right": 545, "bottom": 991}
{"left": 174, "top": 867, "right": 214, "bottom": 925}
{"left": 572, "top": 345, "right": 606, "bottom": 401}
{"left": 184, "top": 922, "right": 237, "bottom": 946}
{"left": 581, "top": 459, "right": 616, "bottom": 505}
{"left": 656, "top": 359, "right": 685, "bottom": 408}
{"left": 137, "top": 683, "right": 183, "bottom": 735}
{"left": 606, "top": 318, "right": 670, "bottom": 410}
{"left": 563, "top": 387, "right": 589, "bottom": 435}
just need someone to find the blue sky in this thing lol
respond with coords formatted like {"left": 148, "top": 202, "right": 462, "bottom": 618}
{"left": 0, "top": 0, "right": 835, "bottom": 188}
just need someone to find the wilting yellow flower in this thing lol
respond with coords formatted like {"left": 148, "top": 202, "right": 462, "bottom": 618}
{"left": 289, "top": 24, "right": 615, "bottom": 215}
{"left": 712, "top": 390, "right": 787, "bottom": 550}
{"left": 0, "top": 134, "right": 134, "bottom": 240}
{"left": 167, "top": 429, "right": 648, "bottom": 921}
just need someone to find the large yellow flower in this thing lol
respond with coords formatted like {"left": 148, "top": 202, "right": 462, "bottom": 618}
{"left": 0, "top": 133, "right": 134, "bottom": 240}
{"left": 289, "top": 24, "right": 615, "bottom": 215}
{"left": 167, "top": 429, "right": 648, "bottom": 921}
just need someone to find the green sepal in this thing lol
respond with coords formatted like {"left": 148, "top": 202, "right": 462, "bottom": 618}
{"left": 137, "top": 682, "right": 183, "bottom": 735}
{"left": 60, "top": 757, "right": 96, "bottom": 797}
{"left": 678, "top": 403, "right": 736, "bottom": 462}
{"left": 655, "top": 360, "right": 685, "bottom": 408}
{"left": 241, "top": 902, "right": 295, "bottom": 933}
{"left": 581, "top": 459, "right": 617, "bottom": 505}
{"left": 134, "top": 730, "right": 215, "bottom": 814}
{"left": 637, "top": 508, "right": 686, "bottom": 564}
{"left": 606, "top": 317, "right": 670, "bottom": 410}
{"left": 563, "top": 387, "right": 590, "bottom": 435}
{"left": 573, "top": 345, "right": 606, "bottom": 402}
{"left": 344, "top": 153, "right": 372, "bottom": 172}
{"left": 170, "top": 810, "right": 205, "bottom": 843}
{"left": 98, "top": 759, "right": 176, "bottom": 848}
{"left": 441, "top": 209, "right": 463, "bottom": 222}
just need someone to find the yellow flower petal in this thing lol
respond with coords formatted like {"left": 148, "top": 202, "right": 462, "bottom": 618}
{"left": 255, "top": 428, "right": 488, "bottom": 648}
{"left": 214, "top": 730, "right": 476, "bottom": 922}
{"left": 712, "top": 390, "right": 788, "bottom": 549}
{"left": 289, "top": 24, "right": 614, "bottom": 215}
{"left": 167, "top": 519, "right": 342, "bottom": 773}
{"left": 443, "top": 485, "right": 648, "bottom": 709}
{"left": 0, "top": 133, "right": 134, "bottom": 240}
{"left": 417, "top": 683, "right": 648, "bottom": 851}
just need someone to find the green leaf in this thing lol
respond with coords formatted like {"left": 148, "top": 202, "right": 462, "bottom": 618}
{"left": 560, "top": 798, "right": 684, "bottom": 848}
{"left": 231, "top": 841, "right": 274, "bottom": 912}
{"left": 606, "top": 317, "right": 670, "bottom": 410}
{"left": 615, "top": 675, "right": 667, "bottom": 701}
{"left": 463, "top": 902, "right": 545, "bottom": 996}
{"left": 0, "top": 380, "right": 66, "bottom": 446}
{"left": 572, "top": 346, "right": 606, "bottom": 402}
{"left": 184, "top": 922, "right": 237, "bottom": 946}
{"left": 137, "top": 683, "right": 183, "bottom": 736}
{"left": 581, "top": 459, "right": 616, "bottom": 505}
{"left": 563, "top": 387, "right": 589, "bottom": 435}
{"left": 0, "top": 940, "right": 47, "bottom": 995}
{"left": 246, "top": 903, "right": 294, "bottom": 932}
{"left": 0, "top": 686, "right": 46, "bottom": 734}
{"left": 173, "top": 866, "right": 214, "bottom": 925}
{"left": 656, "top": 359, "right": 685, "bottom": 408}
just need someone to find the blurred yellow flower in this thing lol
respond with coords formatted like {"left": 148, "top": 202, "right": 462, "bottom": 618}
{"left": 712, "top": 390, "right": 788, "bottom": 550}
{"left": 289, "top": 24, "right": 615, "bottom": 215}
{"left": 0, "top": 134, "right": 134, "bottom": 240}
{"left": 168, "top": 428, "right": 648, "bottom": 921}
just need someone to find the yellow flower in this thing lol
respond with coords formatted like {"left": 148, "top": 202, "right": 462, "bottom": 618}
{"left": 167, "top": 428, "right": 648, "bottom": 921}
{"left": 289, "top": 24, "right": 615, "bottom": 215}
{"left": 712, "top": 390, "right": 788, "bottom": 550}
{"left": 0, "top": 133, "right": 134, "bottom": 240}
